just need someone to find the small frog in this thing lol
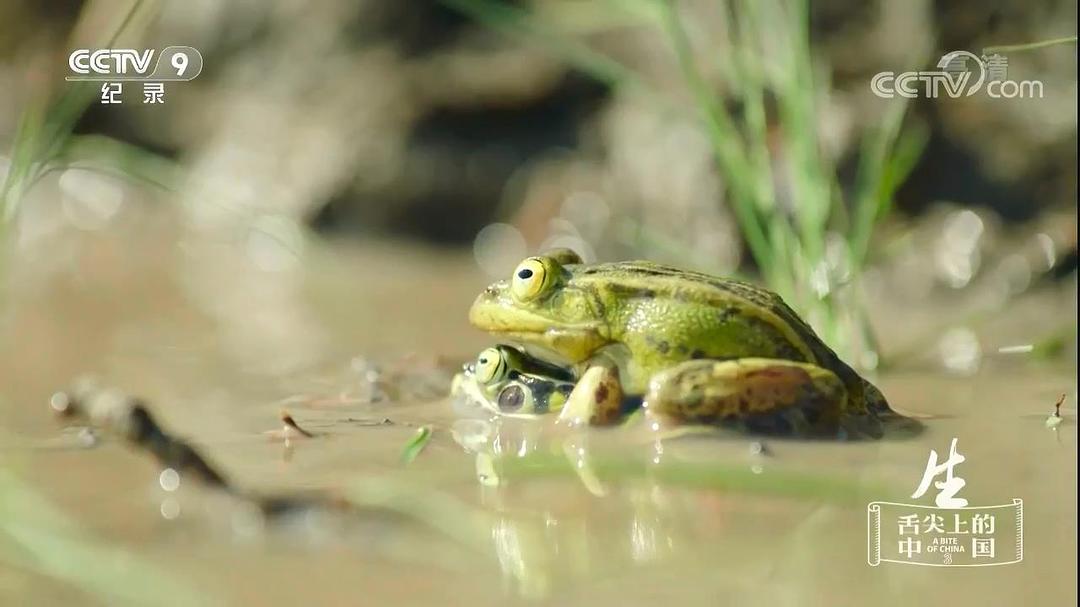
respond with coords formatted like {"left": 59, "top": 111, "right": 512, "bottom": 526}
{"left": 469, "top": 250, "right": 896, "bottom": 438}
{"left": 450, "top": 345, "right": 616, "bottom": 495}
{"left": 452, "top": 345, "right": 581, "bottom": 416}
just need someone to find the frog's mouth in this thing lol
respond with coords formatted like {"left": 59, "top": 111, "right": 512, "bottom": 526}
{"left": 469, "top": 292, "right": 605, "bottom": 363}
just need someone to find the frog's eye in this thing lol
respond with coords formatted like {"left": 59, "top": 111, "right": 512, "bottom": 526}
{"left": 474, "top": 347, "right": 508, "bottom": 384}
{"left": 497, "top": 383, "right": 533, "bottom": 413}
{"left": 511, "top": 257, "right": 556, "bottom": 301}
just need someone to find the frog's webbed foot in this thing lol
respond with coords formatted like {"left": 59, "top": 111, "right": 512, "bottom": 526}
{"left": 556, "top": 366, "right": 624, "bottom": 427}
{"left": 642, "top": 358, "right": 878, "bottom": 438}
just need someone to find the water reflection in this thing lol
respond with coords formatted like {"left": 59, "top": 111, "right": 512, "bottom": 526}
{"left": 447, "top": 414, "right": 749, "bottom": 600}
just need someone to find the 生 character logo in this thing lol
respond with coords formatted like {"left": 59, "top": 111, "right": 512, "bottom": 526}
{"left": 868, "top": 438, "right": 1023, "bottom": 567}
{"left": 911, "top": 436, "right": 967, "bottom": 508}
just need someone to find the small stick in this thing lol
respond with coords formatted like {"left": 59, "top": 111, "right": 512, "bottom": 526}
{"left": 265, "top": 409, "right": 315, "bottom": 442}
{"left": 280, "top": 409, "right": 314, "bottom": 438}
{"left": 1046, "top": 393, "right": 1066, "bottom": 429}
{"left": 51, "top": 380, "right": 341, "bottom": 517}
{"left": 51, "top": 382, "right": 230, "bottom": 490}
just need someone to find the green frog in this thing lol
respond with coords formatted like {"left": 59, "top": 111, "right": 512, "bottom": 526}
{"left": 452, "top": 345, "right": 580, "bottom": 417}
{"left": 468, "top": 250, "right": 895, "bottom": 438}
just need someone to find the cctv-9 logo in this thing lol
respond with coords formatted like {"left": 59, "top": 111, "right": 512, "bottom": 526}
{"left": 150, "top": 46, "right": 204, "bottom": 81}
{"left": 66, "top": 46, "right": 203, "bottom": 81}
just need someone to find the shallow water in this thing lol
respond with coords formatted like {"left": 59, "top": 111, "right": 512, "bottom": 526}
{"left": 1, "top": 222, "right": 1075, "bottom": 606}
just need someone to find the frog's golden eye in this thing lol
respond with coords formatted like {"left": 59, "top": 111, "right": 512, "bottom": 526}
{"left": 497, "top": 383, "right": 533, "bottom": 413}
{"left": 511, "top": 257, "right": 555, "bottom": 301}
{"left": 475, "top": 347, "right": 508, "bottom": 385}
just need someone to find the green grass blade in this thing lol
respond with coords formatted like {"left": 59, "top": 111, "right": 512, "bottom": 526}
{"left": 1, "top": 0, "right": 151, "bottom": 221}
{"left": 440, "top": 0, "right": 643, "bottom": 91}
{"left": 848, "top": 97, "right": 918, "bottom": 267}
{"left": 0, "top": 469, "right": 215, "bottom": 607}
{"left": 982, "top": 35, "right": 1077, "bottom": 55}
{"left": 656, "top": 0, "right": 773, "bottom": 275}
{"left": 497, "top": 451, "right": 891, "bottom": 504}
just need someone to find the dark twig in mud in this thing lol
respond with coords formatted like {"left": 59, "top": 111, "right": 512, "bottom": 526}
{"left": 346, "top": 417, "right": 395, "bottom": 426}
{"left": 46, "top": 381, "right": 500, "bottom": 557}
{"left": 50, "top": 380, "right": 346, "bottom": 517}
{"left": 50, "top": 385, "right": 229, "bottom": 490}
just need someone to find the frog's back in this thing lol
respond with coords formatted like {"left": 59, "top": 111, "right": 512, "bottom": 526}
{"left": 573, "top": 261, "right": 872, "bottom": 398}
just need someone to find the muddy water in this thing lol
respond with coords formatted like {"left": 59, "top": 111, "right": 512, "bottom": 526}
{"left": 0, "top": 222, "right": 1075, "bottom": 606}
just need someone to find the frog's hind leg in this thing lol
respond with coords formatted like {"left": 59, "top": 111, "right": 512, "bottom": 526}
{"left": 642, "top": 358, "right": 852, "bottom": 437}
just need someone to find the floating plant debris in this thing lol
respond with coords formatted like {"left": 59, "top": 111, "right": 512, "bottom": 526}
{"left": 401, "top": 425, "right": 434, "bottom": 465}
{"left": 1045, "top": 393, "right": 1067, "bottom": 429}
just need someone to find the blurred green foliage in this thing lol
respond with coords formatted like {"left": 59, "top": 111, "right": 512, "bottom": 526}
{"left": 445, "top": 0, "right": 929, "bottom": 362}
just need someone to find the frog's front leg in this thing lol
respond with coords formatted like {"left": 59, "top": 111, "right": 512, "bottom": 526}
{"left": 642, "top": 358, "right": 852, "bottom": 437}
{"left": 556, "top": 365, "right": 625, "bottom": 427}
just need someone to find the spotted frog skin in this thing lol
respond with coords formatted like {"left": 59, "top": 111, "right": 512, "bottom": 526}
{"left": 468, "top": 250, "right": 894, "bottom": 438}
